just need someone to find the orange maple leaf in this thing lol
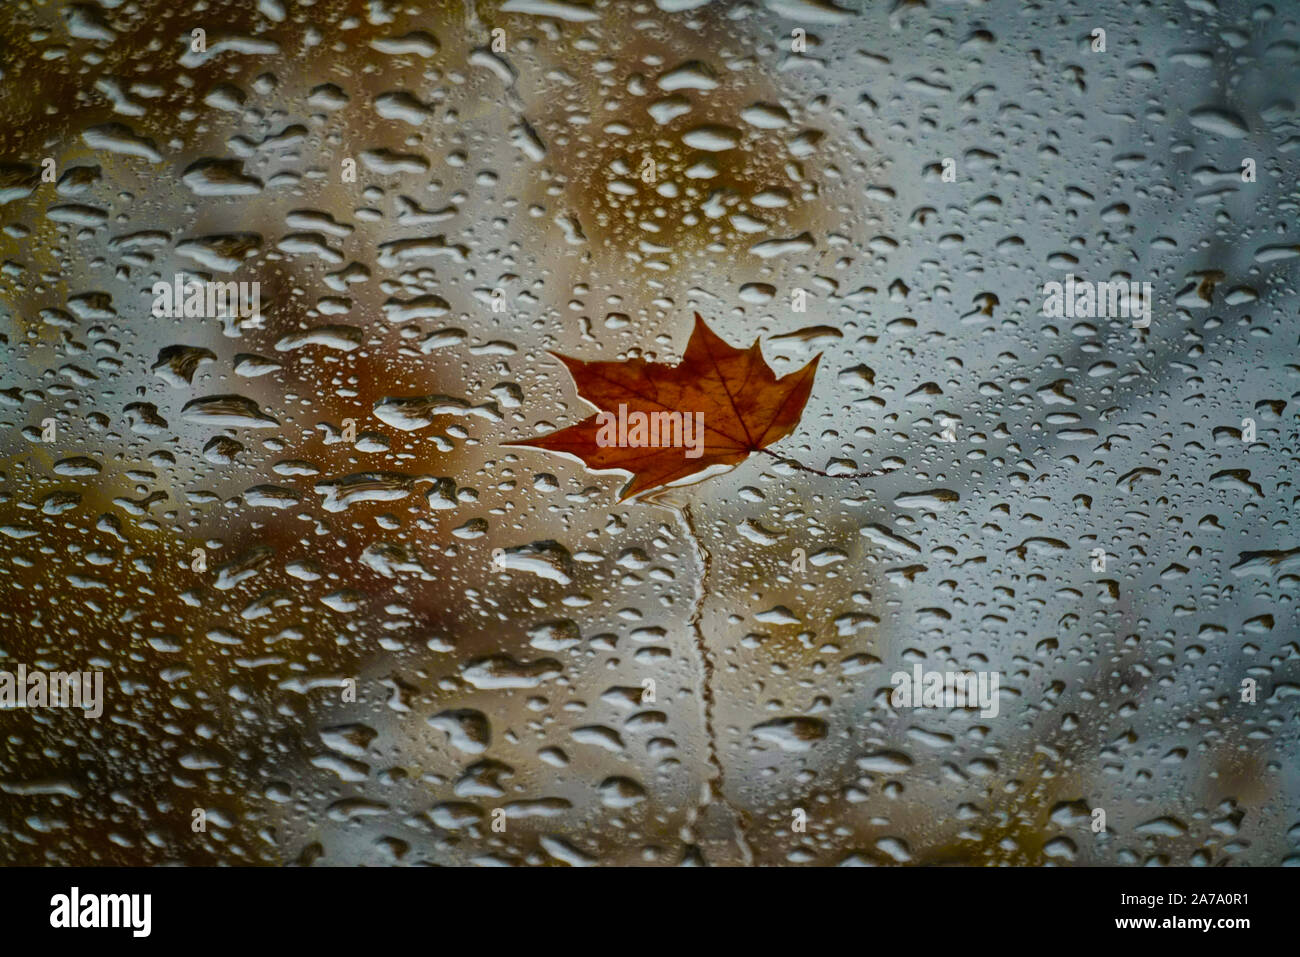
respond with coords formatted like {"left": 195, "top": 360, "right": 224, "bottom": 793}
{"left": 507, "top": 313, "right": 821, "bottom": 500}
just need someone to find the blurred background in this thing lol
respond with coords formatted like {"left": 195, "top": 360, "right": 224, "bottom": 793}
{"left": 1, "top": 0, "right": 1298, "bottom": 865}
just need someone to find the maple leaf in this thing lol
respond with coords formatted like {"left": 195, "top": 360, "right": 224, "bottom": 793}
{"left": 508, "top": 313, "right": 821, "bottom": 500}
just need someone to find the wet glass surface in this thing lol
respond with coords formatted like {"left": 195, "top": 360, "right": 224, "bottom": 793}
{"left": 1, "top": 0, "right": 1298, "bottom": 866}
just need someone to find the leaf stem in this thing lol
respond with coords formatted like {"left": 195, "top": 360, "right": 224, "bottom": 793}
{"left": 647, "top": 493, "right": 754, "bottom": 866}
{"left": 757, "top": 447, "right": 874, "bottom": 479}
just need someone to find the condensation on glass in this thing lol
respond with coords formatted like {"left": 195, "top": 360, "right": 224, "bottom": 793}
{"left": 0, "top": 0, "right": 1296, "bottom": 866}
